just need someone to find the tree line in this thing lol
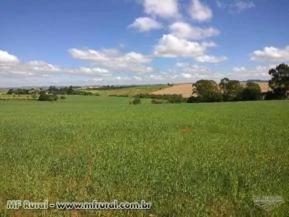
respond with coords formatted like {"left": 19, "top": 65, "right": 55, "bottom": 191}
{"left": 6, "top": 86, "right": 99, "bottom": 101}
{"left": 188, "top": 63, "right": 288, "bottom": 103}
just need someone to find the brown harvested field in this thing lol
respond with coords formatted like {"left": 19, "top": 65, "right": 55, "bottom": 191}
{"left": 151, "top": 82, "right": 271, "bottom": 98}
{"left": 151, "top": 83, "right": 193, "bottom": 98}
{"left": 240, "top": 82, "right": 271, "bottom": 93}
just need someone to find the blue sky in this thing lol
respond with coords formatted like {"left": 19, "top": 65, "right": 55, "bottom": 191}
{"left": 0, "top": 0, "right": 289, "bottom": 87}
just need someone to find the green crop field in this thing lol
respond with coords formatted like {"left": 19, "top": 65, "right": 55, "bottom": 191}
{"left": 0, "top": 96, "right": 289, "bottom": 217}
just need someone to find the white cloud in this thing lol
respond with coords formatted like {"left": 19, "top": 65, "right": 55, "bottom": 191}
{"left": 251, "top": 46, "right": 289, "bottom": 62}
{"left": 142, "top": 0, "right": 179, "bottom": 18}
{"left": 169, "top": 22, "right": 219, "bottom": 40}
{"left": 229, "top": 65, "right": 272, "bottom": 80}
{"left": 232, "top": 66, "right": 246, "bottom": 72}
{"left": 69, "top": 48, "right": 153, "bottom": 74}
{"left": 0, "top": 50, "right": 19, "bottom": 64}
{"left": 0, "top": 50, "right": 112, "bottom": 80}
{"left": 76, "top": 67, "right": 111, "bottom": 75}
{"left": 190, "top": 0, "right": 212, "bottom": 22}
{"left": 217, "top": 0, "right": 255, "bottom": 13}
{"left": 196, "top": 55, "right": 227, "bottom": 63}
{"left": 0, "top": 60, "right": 61, "bottom": 78}
{"left": 27, "top": 61, "right": 61, "bottom": 72}
{"left": 176, "top": 63, "right": 222, "bottom": 80}
{"left": 129, "top": 17, "right": 162, "bottom": 32}
{"left": 154, "top": 34, "right": 206, "bottom": 58}
{"left": 154, "top": 34, "right": 226, "bottom": 63}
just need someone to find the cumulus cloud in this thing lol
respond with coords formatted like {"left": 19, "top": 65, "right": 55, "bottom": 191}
{"left": 169, "top": 22, "right": 219, "bottom": 40}
{"left": 251, "top": 46, "right": 289, "bottom": 62}
{"left": 0, "top": 50, "right": 113, "bottom": 80}
{"left": 0, "top": 50, "right": 19, "bottom": 64}
{"left": 69, "top": 48, "right": 153, "bottom": 74}
{"left": 154, "top": 34, "right": 226, "bottom": 63}
{"left": 190, "top": 0, "right": 212, "bottom": 22}
{"left": 129, "top": 17, "right": 163, "bottom": 32}
{"left": 0, "top": 60, "right": 61, "bottom": 78}
{"left": 142, "top": 0, "right": 179, "bottom": 18}
{"left": 229, "top": 65, "right": 272, "bottom": 80}
{"left": 154, "top": 34, "right": 206, "bottom": 58}
{"left": 0, "top": 60, "right": 113, "bottom": 79}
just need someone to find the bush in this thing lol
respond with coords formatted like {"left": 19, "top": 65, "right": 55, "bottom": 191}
{"left": 109, "top": 94, "right": 129, "bottom": 97}
{"left": 60, "top": 96, "right": 66, "bottom": 100}
{"left": 241, "top": 82, "right": 262, "bottom": 101}
{"left": 187, "top": 96, "right": 199, "bottom": 103}
{"left": 131, "top": 97, "right": 141, "bottom": 105}
{"left": 38, "top": 94, "right": 58, "bottom": 101}
{"left": 151, "top": 99, "right": 169, "bottom": 104}
{"left": 264, "top": 91, "right": 284, "bottom": 100}
{"left": 135, "top": 94, "right": 186, "bottom": 103}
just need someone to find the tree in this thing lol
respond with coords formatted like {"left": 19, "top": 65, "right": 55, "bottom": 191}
{"left": 219, "top": 78, "right": 243, "bottom": 101}
{"left": 241, "top": 82, "right": 261, "bottom": 101}
{"left": 268, "top": 63, "right": 289, "bottom": 99}
{"left": 67, "top": 86, "right": 74, "bottom": 95}
{"left": 193, "top": 80, "right": 222, "bottom": 102}
{"left": 219, "top": 78, "right": 230, "bottom": 91}
{"left": 38, "top": 93, "right": 58, "bottom": 101}
{"left": 7, "top": 89, "right": 13, "bottom": 94}
{"left": 131, "top": 97, "right": 141, "bottom": 105}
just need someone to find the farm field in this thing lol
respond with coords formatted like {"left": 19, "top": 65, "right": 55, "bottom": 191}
{"left": 0, "top": 96, "right": 289, "bottom": 217}
{"left": 89, "top": 85, "right": 167, "bottom": 97}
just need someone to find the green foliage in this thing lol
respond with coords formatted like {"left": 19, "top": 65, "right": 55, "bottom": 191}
{"left": 47, "top": 85, "right": 98, "bottom": 96}
{"left": 187, "top": 96, "right": 199, "bottom": 103}
{"left": 194, "top": 80, "right": 223, "bottom": 102}
{"left": 131, "top": 97, "right": 141, "bottom": 105}
{"left": 268, "top": 63, "right": 289, "bottom": 99}
{"left": 135, "top": 93, "right": 186, "bottom": 103}
{"left": 264, "top": 91, "right": 282, "bottom": 100}
{"left": 109, "top": 94, "right": 129, "bottom": 97}
{"left": 38, "top": 93, "right": 58, "bottom": 101}
{"left": 220, "top": 78, "right": 244, "bottom": 101}
{"left": 151, "top": 99, "right": 169, "bottom": 104}
{"left": 241, "top": 82, "right": 262, "bottom": 101}
{"left": 7, "top": 88, "right": 30, "bottom": 95}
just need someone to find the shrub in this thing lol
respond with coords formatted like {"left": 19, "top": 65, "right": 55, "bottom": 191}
{"left": 109, "top": 94, "right": 129, "bottom": 97}
{"left": 132, "top": 97, "right": 141, "bottom": 105}
{"left": 38, "top": 94, "right": 58, "bottom": 101}
{"left": 241, "top": 82, "right": 262, "bottom": 101}
{"left": 60, "top": 96, "right": 66, "bottom": 100}
{"left": 264, "top": 91, "right": 284, "bottom": 100}
{"left": 135, "top": 94, "right": 186, "bottom": 103}
{"left": 187, "top": 96, "right": 199, "bottom": 103}
{"left": 151, "top": 99, "right": 169, "bottom": 104}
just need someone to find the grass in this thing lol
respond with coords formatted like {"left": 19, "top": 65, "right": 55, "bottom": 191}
{"left": 0, "top": 96, "right": 289, "bottom": 216}
{"left": 0, "top": 94, "right": 36, "bottom": 100}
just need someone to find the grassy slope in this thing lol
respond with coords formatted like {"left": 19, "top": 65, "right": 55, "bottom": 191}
{"left": 0, "top": 96, "right": 289, "bottom": 216}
